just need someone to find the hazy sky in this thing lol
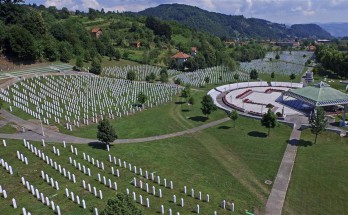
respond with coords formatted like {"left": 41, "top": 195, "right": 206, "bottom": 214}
{"left": 26, "top": 0, "right": 348, "bottom": 24}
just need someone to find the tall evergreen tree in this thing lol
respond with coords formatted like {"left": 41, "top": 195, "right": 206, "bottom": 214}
{"left": 97, "top": 119, "right": 117, "bottom": 145}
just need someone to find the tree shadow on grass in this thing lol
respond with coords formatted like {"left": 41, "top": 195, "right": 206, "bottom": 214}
{"left": 88, "top": 142, "right": 108, "bottom": 150}
{"left": 288, "top": 139, "right": 313, "bottom": 147}
{"left": 247, "top": 131, "right": 267, "bottom": 138}
{"left": 175, "top": 101, "right": 185, "bottom": 105}
{"left": 188, "top": 116, "right": 208, "bottom": 122}
{"left": 181, "top": 109, "right": 190, "bottom": 112}
{"left": 218, "top": 125, "right": 231, "bottom": 129}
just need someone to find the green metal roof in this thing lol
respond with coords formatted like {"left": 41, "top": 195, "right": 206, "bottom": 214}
{"left": 284, "top": 82, "right": 348, "bottom": 106}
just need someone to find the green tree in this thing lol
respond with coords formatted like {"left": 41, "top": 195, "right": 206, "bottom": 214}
{"left": 275, "top": 53, "right": 280, "bottom": 60}
{"left": 127, "top": 70, "right": 136, "bottom": 82}
{"left": 137, "top": 92, "right": 147, "bottom": 107}
{"left": 90, "top": 58, "right": 101, "bottom": 75}
{"left": 289, "top": 73, "right": 296, "bottom": 82}
{"left": 4, "top": 25, "right": 37, "bottom": 60}
{"left": 188, "top": 96, "right": 195, "bottom": 110}
{"left": 181, "top": 85, "right": 191, "bottom": 102}
{"left": 271, "top": 72, "right": 275, "bottom": 79}
{"left": 149, "top": 72, "right": 156, "bottom": 81}
{"left": 233, "top": 73, "right": 240, "bottom": 82}
{"left": 58, "top": 41, "right": 73, "bottom": 63}
{"left": 100, "top": 193, "right": 143, "bottom": 215}
{"left": 160, "top": 72, "right": 168, "bottom": 83}
{"left": 97, "top": 119, "right": 117, "bottom": 145}
{"left": 174, "top": 78, "right": 181, "bottom": 85}
{"left": 75, "top": 56, "right": 83, "bottom": 68}
{"left": 204, "top": 76, "right": 210, "bottom": 84}
{"left": 114, "top": 49, "right": 121, "bottom": 61}
{"left": 261, "top": 108, "right": 277, "bottom": 136}
{"left": 250, "top": 69, "right": 258, "bottom": 80}
{"left": 201, "top": 95, "right": 217, "bottom": 118}
{"left": 229, "top": 109, "right": 239, "bottom": 127}
{"left": 309, "top": 107, "right": 328, "bottom": 144}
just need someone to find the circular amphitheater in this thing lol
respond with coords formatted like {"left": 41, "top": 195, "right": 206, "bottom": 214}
{"left": 208, "top": 81, "right": 310, "bottom": 118}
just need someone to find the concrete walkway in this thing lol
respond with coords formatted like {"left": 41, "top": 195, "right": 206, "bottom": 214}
{"left": 265, "top": 124, "right": 301, "bottom": 215}
{"left": 0, "top": 109, "right": 230, "bottom": 144}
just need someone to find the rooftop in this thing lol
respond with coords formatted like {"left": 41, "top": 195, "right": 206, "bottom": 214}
{"left": 172, "top": 52, "right": 191, "bottom": 59}
{"left": 284, "top": 81, "right": 348, "bottom": 106}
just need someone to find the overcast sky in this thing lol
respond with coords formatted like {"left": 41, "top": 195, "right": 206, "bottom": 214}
{"left": 26, "top": 0, "right": 348, "bottom": 24}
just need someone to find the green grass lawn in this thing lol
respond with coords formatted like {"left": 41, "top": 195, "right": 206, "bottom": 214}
{"left": 283, "top": 129, "right": 348, "bottom": 215}
{"left": 59, "top": 90, "right": 227, "bottom": 139}
{"left": 0, "top": 123, "right": 18, "bottom": 134}
{"left": 0, "top": 116, "right": 291, "bottom": 214}
{"left": 259, "top": 73, "right": 302, "bottom": 83}
{"left": 313, "top": 75, "right": 347, "bottom": 92}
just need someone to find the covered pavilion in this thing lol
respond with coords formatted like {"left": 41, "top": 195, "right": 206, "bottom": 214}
{"left": 282, "top": 81, "right": 348, "bottom": 126}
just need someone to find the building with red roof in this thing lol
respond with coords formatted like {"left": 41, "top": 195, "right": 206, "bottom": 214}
{"left": 91, "top": 28, "right": 102, "bottom": 39}
{"left": 172, "top": 52, "right": 191, "bottom": 64}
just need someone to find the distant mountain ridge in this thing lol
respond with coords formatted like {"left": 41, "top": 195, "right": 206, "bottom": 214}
{"left": 137, "top": 4, "right": 332, "bottom": 39}
{"left": 318, "top": 23, "right": 348, "bottom": 38}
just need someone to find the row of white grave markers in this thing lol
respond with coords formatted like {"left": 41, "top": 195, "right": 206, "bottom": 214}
{"left": 132, "top": 177, "right": 164, "bottom": 198}
{"left": 16, "top": 139, "right": 233, "bottom": 214}
{"left": 52, "top": 146, "right": 60, "bottom": 156}
{"left": 20, "top": 177, "right": 61, "bottom": 215}
{"left": 0, "top": 185, "right": 8, "bottom": 198}
{"left": 1, "top": 75, "right": 179, "bottom": 130}
{"left": 102, "top": 64, "right": 181, "bottom": 81}
{"left": 110, "top": 155, "right": 174, "bottom": 190}
{"left": 70, "top": 145, "right": 78, "bottom": 156}
{"left": 69, "top": 157, "right": 92, "bottom": 176}
{"left": 83, "top": 152, "right": 105, "bottom": 171}
{"left": 221, "top": 200, "right": 235, "bottom": 212}
{"left": 183, "top": 186, "right": 210, "bottom": 202}
{"left": 40, "top": 171, "right": 60, "bottom": 190}
{"left": 0, "top": 158, "right": 13, "bottom": 174}
{"left": 65, "top": 187, "right": 87, "bottom": 209}
{"left": 81, "top": 180, "right": 103, "bottom": 199}
{"left": 23, "top": 139, "right": 79, "bottom": 183}
{"left": 160, "top": 204, "right": 182, "bottom": 215}
{"left": 22, "top": 208, "right": 33, "bottom": 215}
{"left": 110, "top": 166, "right": 120, "bottom": 177}
{"left": 125, "top": 189, "right": 150, "bottom": 208}
{"left": 16, "top": 151, "right": 29, "bottom": 165}
{"left": 175, "top": 66, "right": 249, "bottom": 87}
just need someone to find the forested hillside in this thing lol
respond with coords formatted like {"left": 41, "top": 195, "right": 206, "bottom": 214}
{"left": 138, "top": 4, "right": 332, "bottom": 39}
{"left": 0, "top": 1, "right": 269, "bottom": 72}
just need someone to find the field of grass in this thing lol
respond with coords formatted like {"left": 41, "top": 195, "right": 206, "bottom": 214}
{"left": 258, "top": 73, "right": 302, "bottom": 83}
{"left": 0, "top": 116, "right": 291, "bottom": 214}
{"left": 59, "top": 90, "right": 227, "bottom": 139}
{"left": 283, "top": 129, "right": 348, "bottom": 215}
{"left": 0, "top": 123, "right": 17, "bottom": 134}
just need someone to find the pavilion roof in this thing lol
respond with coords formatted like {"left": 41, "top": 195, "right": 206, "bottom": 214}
{"left": 284, "top": 81, "right": 348, "bottom": 106}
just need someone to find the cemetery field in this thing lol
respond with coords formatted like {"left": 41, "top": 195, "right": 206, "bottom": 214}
{"left": 283, "top": 130, "right": 348, "bottom": 215}
{"left": 0, "top": 116, "right": 291, "bottom": 214}
{"left": 59, "top": 90, "right": 227, "bottom": 139}
{"left": 69, "top": 57, "right": 139, "bottom": 69}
